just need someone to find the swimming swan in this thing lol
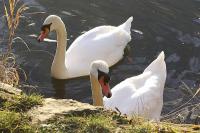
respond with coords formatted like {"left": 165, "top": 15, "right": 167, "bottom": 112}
{"left": 38, "top": 15, "right": 133, "bottom": 79}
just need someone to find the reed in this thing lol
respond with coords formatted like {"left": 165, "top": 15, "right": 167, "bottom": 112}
{"left": 1, "top": 0, "right": 28, "bottom": 86}
{"left": 0, "top": 53, "right": 19, "bottom": 86}
{"left": 3, "top": 0, "right": 28, "bottom": 51}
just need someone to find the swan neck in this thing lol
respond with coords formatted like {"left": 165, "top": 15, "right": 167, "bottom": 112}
{"left": 55, "top": 29, "right": 67, "bottom": 64}
{"left": 90, "top": 74, "right": 103, "bottom": 106}
{"left": 51, "top": 23, "right": 68, "bottom": 78}
{"left": 57, "top": 25, "right": 67, "bottom": 46}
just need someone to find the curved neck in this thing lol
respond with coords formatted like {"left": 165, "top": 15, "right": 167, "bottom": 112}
{"left": 51, "top": 22, "right": 68, "bottom": 78}
{"left": 55, "top": 27, "right": 67, "bottom": 62}
{"left": 90, "top": 74, "right": 103, "bottom": 106}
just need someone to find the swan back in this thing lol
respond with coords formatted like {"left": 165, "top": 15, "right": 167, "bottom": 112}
{"left": 65, "top": 17, "right": 133, "bottom": 78}
{"left": 118, "top": 16, "right": 133, "bottom": 34}
{"left": 126, "top": 51, "right": 166, "bottom": 90}
{"left": 104, "top": 51, "right": 167, "bottom": 121}
{"left": 143, "top": 51, "right": 166, "bottom": 82}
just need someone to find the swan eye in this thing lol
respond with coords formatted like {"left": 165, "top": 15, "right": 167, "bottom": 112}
{"left": 98, "top": 70, "right": 110, "bottom": 84}
{"left": 41, "top": 23, "right": 52, "bottom": 31}
{"left": 104, "top": 75, "right": 110, "bottom": 83}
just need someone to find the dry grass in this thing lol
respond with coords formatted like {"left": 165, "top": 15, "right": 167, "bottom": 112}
{"left": 1, "top": 0, "right": 28, "bottom": 86}
{"left": 3, "top": 0, "right": 28, "bottom": 51}
{"left": 0, "top": 53, "right": 19, "bottom": 86}
{"left": 161, "top": 82, "right": 200, "bottom": 124}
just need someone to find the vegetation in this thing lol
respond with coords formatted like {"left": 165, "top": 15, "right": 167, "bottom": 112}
{"left": 0, "top": 0, "right": 28, "bottom": 86}
{"left": 3, "top": 0, "right": 28, "bottom": 51}
{"left": 0, "top": 53, "right": 20, "bottom": 86}
{"left": 38, "top": 110, "right": 200, "bottom": 133}
{"left": 0, "top": 111, "right": 34, "bottom": 133}
{"left": 0, "top": 87, "right": 43, "bottom": 132}
{"left": 0, "top": 1, "right": 38, "bottom": 132}
{"left": 2, "top": 93, "right": 43, "bottom": 112}
{"left": 0, "top": 92, "right": 199, "bottom": 133}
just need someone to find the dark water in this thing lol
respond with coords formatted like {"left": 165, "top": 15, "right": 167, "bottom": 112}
{"left": 0, "top": 0, "right": 200, "bottom": 122}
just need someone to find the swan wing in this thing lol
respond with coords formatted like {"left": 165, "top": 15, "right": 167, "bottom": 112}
{"left": 66, "top": 26, "right": 131, "bottom": 78}
{"left": 103, "top": 80, "right": 136, "bottom": 113}
{"left": 104, "top": 51, "right": 166, "bottom": 120}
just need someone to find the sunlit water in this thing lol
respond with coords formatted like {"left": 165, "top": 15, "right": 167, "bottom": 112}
{"left": 0, "top": 0, "right": 200, "bottom": 122}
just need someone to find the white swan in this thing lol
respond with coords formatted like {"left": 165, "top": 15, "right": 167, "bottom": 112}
{"left": 89, "top": 51, "right": 166, "bottom": 121}
{"left": 38, "top": 15, "right": 133, "bottom": 79}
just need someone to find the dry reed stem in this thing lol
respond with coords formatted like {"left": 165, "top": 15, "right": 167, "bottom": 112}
{"left": 0, "top": 53, "right": 19, "bottom": 86}
{"left": 1, "top": 0, "right": 28, "bottom": 86}
{"left": 162, "top": 82, "right": 200, "bottom": 123}
{"left": 3, "top": 0, "right": 28, "bottom": 52}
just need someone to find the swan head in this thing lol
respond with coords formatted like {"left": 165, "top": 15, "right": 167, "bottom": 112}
{"left": 90, "top": 60, "right": 112, "bottom": 98}
{"left": 38, "top": 15, "right": 64, "bottom": 42}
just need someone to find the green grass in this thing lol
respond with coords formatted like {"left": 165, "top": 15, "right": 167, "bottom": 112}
{"left": 0, "top": 91, "right": 43, "bottom": 133}
{"left": 0, "top": 110, "right": 34, "bottom": 133}
{"left": 38, "top": 110, "right": 200, "bottom": 133}
{"left": 2, "top": 93, "right": 43, "bottom": 112}
{"left": 39, "top": 111, "right": 115, "bottom": 133}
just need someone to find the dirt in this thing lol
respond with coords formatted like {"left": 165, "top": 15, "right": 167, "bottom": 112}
{"left": 28, "top": 98, "right": 100, "bottom": 124}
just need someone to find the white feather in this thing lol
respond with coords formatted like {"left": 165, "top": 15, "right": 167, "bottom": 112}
{"left": 42, "top": 15, "right": 133, "bottom": 79}
{"left": 103, "top": 51, "right": 167, "bottom": 121}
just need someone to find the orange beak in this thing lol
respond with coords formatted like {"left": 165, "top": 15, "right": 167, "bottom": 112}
{"left": 98, "top": 77, "right": 112, "bottom": 98}
{"left": 38, "top": 30, "right": 49, "bottom": 42}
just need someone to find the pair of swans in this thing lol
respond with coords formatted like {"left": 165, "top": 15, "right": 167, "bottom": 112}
{"left": 38, "top": 15, "right": 166, "bottom": 121}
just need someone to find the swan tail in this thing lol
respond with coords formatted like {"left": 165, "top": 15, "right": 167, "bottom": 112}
{"left": 118, "top": 16, "right": 133, "bottom": 34}
{"left": 157, "top": 51, "right": 165, "bottom": 61}
{"left": 144, "top": 51, "right": 166, "bottom": 74}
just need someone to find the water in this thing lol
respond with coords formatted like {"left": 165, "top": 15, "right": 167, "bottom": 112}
{"left": 0, "top": 0, "right": 200, "bottom": 122}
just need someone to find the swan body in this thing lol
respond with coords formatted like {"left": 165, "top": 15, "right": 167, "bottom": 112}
{"left": 38, "top": 15, "right": 133, "bottom": 79}
{"left": 90, "top": 51, "right": 166, "bottom": 121}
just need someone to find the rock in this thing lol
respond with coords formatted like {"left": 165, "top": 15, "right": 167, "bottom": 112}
{"left": 0, "top": 82, "right": 22, "bottom": 95}
{"left": 28, "top": 98, "right": 101, "bottom": 124}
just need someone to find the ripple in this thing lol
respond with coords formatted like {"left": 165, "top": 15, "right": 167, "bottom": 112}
{"left": 166, "top": 53, "right": 180, "bottom": 63}
{"left": 178, "top": 34, "right": 200, "bottom": 47}
{"left": 193, "top": 18, "right": 200, "bottom": 25}
{"left": 131, "top": 29, "right": 143, "bottom": 40}
{"left": 21, "top": 0, "right": 46, "bottom": 11}
{"left": 189, "top": 57, "right": 200, "bottom": 72}
{"left": 61, "top": 11, "right": 76, "bottom": 17}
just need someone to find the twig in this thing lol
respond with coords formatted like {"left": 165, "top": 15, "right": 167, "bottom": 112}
{"left": 13, "top": 37, "right": 30, "bottom": 51}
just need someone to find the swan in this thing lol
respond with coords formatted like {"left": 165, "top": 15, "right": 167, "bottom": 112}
{"left": 89, "top": 51, "right": 166, "bottom": 121}
{"left": 38, "top": 15, "right": 133, "bottom": 79}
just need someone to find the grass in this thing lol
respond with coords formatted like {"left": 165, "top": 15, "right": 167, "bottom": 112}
{"left": 0, "top": 0, "right": 28, "bottom": 86}
{"left": 39, "top": 113, "right": 114, "bottom": 133}
{"left": 0, "top": 90, "right": 43, "bottom": 132}
{"left": 38, "top": 111, "right": 117, "bottom": 133}
{"left": 0, "top": 1, "right": 42, "bottom": 132}
{"left": 2, "top": 93, "right": 43, "bottom": 112}
{"left": 38, "top": 110, "right": 200, "bottom": 133}
{"left": 0, "top": 110, "right": 35, "bottom": 133}
{"left": 3, "top": 0, "right": 28, "bottom": 51}
{"left": 0, "top": 53, "right": 20, "bottom": 86}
